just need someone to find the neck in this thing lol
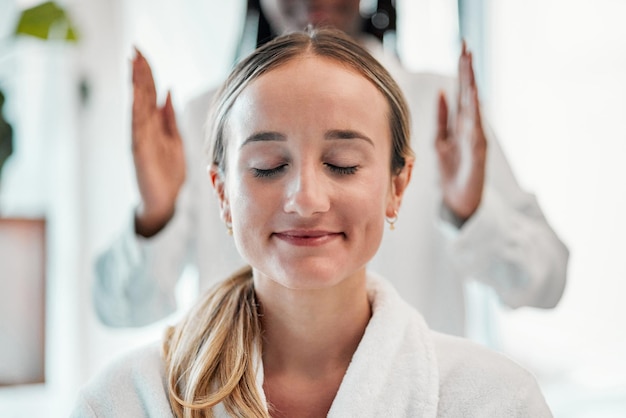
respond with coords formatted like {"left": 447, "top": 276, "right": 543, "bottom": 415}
{"left": 255, "top": 270, "right": 371, "bottom": 377}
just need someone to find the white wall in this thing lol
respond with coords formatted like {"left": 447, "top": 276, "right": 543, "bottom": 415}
{"left": 485, "top": 0, "right": 626, "bottom": 416}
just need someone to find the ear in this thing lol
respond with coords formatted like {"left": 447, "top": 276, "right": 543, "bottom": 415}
{"left": 386, "top": 157, "right": 414, "bottom": 218}
{"left": 209, "top": 164, "right": 231, "bottom": 223}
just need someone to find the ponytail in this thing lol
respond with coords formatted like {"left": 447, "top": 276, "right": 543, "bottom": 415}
{"left": 163, "top": 266, "right": 269, "bottom": 417}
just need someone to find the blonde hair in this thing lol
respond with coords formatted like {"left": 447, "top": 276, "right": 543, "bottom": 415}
{"left": 164, "top": 28, "right": 413, "bottom": 417}
{"left": 164, "top": 266, "right": 266, "bottom": 417}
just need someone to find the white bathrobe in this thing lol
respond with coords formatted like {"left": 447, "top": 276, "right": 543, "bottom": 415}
{"left": 72, "top": 274, "right": 552, "bottom": 417}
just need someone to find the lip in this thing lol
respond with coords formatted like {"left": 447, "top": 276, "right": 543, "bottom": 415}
{"left": 273, "top": 230, "right": 344, "bottom": 247}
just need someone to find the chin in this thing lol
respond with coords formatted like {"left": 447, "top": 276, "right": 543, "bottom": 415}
{"left": 274, "top": 260, "right": 366, "bottom": 291}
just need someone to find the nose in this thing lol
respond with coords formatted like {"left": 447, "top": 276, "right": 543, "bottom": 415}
{"left": 283, "top": 163, "right": 330, "bottom": 217}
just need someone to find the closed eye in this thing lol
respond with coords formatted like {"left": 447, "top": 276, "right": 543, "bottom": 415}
{"left": 251, "top": 164, "right": 288, "bottom": 178}
{"left": 326, "top": 164, "right": 358, "bottom": 175}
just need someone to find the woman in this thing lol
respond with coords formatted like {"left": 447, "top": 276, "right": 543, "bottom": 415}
{"left": 75, "top": 28, "right": 552, "bottom": 417}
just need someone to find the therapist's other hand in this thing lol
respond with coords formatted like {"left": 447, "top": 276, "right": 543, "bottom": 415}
{"left": 131, "top": 48, "right": 186, "bottom": 237}
{"left": 435, "top": 41, "right": 487, "bottom": 223}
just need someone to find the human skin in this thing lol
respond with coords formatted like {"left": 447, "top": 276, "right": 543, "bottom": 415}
{"left": 436, "top": 41, "right": 486, "bottom": 221}
{"left": 212, "top": 54, "right": 411, "bottom": 292}
{"left": 260, "top": 0, "right": 362, "bottom": 37}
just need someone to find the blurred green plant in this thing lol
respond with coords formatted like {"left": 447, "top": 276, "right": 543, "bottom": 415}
{"left": 0, "top": 1, "right": 79, "bottom": 180}
{"left": 14, "top": 1, "right": 79, "bottom": 42}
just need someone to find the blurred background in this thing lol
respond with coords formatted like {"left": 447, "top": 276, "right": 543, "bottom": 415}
{"left": 0, "top": 0, "right": 624, "bottom": 416}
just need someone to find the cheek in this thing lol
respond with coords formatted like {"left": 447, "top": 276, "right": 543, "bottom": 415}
{"left": 345, "top": 175, "right": 390, "bottom": 227}
{"left": 228, "top": 183, "right": 264, "bottom": 260}
{"left": 343, "top": 178, "right": 388, "bottom": 262}
{"left": 228, "top": 175, "right": 279, "bottom": 231}
{"left": 228, "top": 179, "right": 256, "bottom": 224}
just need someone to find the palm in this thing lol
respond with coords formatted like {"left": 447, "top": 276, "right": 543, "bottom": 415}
{"left": 131, "top": 49, "right": 186, "bottom": 236}
{"left": 435, "top": 42, "right": 487, "bottom": 222}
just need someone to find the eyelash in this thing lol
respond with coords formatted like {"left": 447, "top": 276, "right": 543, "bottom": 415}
{"left": 326, "top": 164, "right": 358, "bottom": 175}
{"left": 251, "top": 164, "right": 358, "bottom": 178}
{"left": 251, "top": 165, "right": 287, "bottom": 178}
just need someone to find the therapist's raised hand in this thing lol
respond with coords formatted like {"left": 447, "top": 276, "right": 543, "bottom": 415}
{"left": 435, "top": 41, "right": 487, "bottom": 223}
{"left": 131, "top": 48, "right": 186, "bottom": 237}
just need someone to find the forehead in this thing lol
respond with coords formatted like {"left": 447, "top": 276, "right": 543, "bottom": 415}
{"left": 228, "top": 54, "right": 389, "bottom": 127}
{"left": 255, "top": 54, "right": 371, "bottom": 93}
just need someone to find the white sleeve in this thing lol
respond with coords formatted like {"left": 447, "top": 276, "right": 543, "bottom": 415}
{"left": 70, "top": 395, "right": 98, "bottom": 418}
{"left": 93, "top": 199, "right": 193, "bottom": 327}
{"left": 69, "top": 344, "right": 171, "bottom": 417}
{"left": 440, "top": 123, "right": 569, "bottom": 309}
{"left": 92, "top": 96, "right": 206, "bottom": 327}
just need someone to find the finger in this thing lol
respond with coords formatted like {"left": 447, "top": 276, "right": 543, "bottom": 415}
{"left": 436, "top": 91, "right": 449, "bottom": 144}
{"left": 467, "top": 50, "right": 476, "bottom": 88}
{"left": 458, "top": 39, "right": 467, "bottom": 75}
{"left": 458, "top": 43, "right": 473, "bottom": 114}
{"left": 162, "top": 91, "right": 180, "bottom": 139}
{"left": 471, "top": 84, "right": 483, "bottom": 131}
{"left": 132, "top": 47, "right": 156, "bottom": 95}
{"left": 132, "top": 47, "right": 157, "bottom": 126}
{"left": 133, "top": 48, "right": 157, "bottom": 104}
{"left": 464, "top": 51, "right": 482, "bottom": 123}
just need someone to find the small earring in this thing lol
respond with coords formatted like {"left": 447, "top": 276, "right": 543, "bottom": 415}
{"left": 225, "top": 221, "right": 233, "bottom": 236}
{"left": 385, "top": 210, "right": 398, "bottom": 231}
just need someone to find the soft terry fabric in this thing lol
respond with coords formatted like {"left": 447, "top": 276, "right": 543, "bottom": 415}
{"left": 72, "top": 274, "right": 552, "bottom": 417}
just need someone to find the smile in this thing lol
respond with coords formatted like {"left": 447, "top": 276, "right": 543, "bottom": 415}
{"left": 273, "top": 230, "right": 344, "bottom": 247}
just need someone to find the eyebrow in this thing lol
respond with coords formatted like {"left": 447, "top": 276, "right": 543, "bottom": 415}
{"left": 325, "top": 129, "right": 374, "bottom": 146}
{"left": 241, "top": 129, "right": 375, "bottom": 148}
{"left": 241, "top": 131, "right": 287, "bottom": 149}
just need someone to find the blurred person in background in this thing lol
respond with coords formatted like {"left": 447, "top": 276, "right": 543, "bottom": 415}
{"left": 94, "top": 0, "right": 568, "bottom": 337}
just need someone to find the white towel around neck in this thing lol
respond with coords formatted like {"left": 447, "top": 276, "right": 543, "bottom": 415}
{"left": 214, "top": 273, "right": 440, "bottom": 417}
